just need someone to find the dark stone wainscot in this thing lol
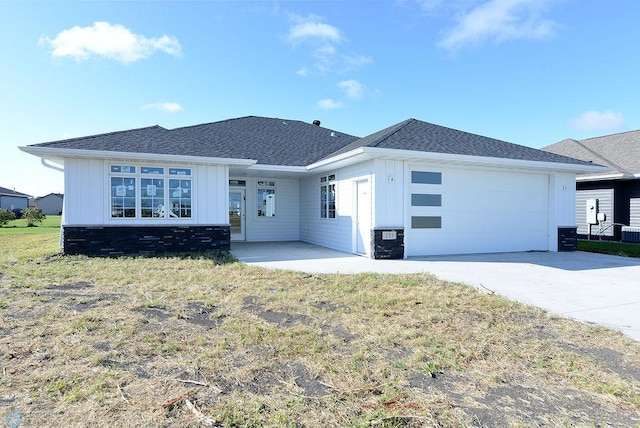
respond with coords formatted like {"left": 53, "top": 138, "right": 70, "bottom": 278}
{"left": 63, "top": 225, "right": 230, "bottom": 256}
{"left": 372, "top": 228, "right": 405, "bottom": 259}
{"left": 557, "top": 226, "right": 578, "bottom": 252}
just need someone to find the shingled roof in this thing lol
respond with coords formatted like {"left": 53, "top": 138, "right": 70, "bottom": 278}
{"left": 0, "top": 186, "right": 31, "bottom": 198}
{"left": 26, "top": 115, "right": 594, "bottom": 168}
{"left": 543, "top": 130, "right": 640, "bottom": 174}
{"left": 171, "top": 116, "right": 359, "bottom": 166}
{"left": 325, "top": 119, "right": 595, "bottom": 166}
{"left": 30, "top": 116, "right": 359, "bottom": 166}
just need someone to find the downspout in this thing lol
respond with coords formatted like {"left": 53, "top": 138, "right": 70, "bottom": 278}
{"left": 41, "top": 158, "right": 64, "bottom": 172}
{"left": 40, "top": 158, "right": 65, "bottom": 247}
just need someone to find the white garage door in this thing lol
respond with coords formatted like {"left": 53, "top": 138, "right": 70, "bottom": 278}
{"left": 406, "top": 166, "right": 550, "bottom": 256}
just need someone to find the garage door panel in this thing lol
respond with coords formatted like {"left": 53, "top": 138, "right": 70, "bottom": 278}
{"left": 407, "top": 166, "right": 549, "bottom": 256}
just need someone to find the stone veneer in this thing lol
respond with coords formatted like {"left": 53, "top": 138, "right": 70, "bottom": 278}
{"left": 372, "top": 228, "right": 405, "bottom": 259}
{"left": 63, "top": 225, "right": 230, "bottom": 256}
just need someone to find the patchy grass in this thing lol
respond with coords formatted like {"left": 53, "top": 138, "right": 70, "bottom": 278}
{"left": 0, "top": 215, "right": 61, "bottom": 234}
{"left": 578, "top": 239, "right": 640, "bottom": 258}
{"left": 1, "top": 233, "right": 639, "bottom": 427}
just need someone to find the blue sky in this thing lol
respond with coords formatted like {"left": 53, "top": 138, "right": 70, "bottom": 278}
{"left": 2, "top": 0, "right": 639, "bottom": 197}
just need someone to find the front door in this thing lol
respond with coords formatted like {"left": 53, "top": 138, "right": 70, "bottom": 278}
{"left": 355, "top": 179, "right": 371, "bottom": 255}
{"left": 229, "top": 189, "right": 245, "bottom": 241}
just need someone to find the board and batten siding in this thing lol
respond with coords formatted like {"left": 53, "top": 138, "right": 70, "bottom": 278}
{"left": 575, "top": 189, "right": 614, "bottom": 236}
{"left": 300, "top": 160, "right": 376, "bottom": 254}
{"left": 405, "top": 165, "right": 551, "bottom": 256}
{"left": 373, "top": 159, "right": 405, "bottom": 228}
{"left": 242, "top": 177, "right": 300, "bottom": 242}
{"left": 63, "top": 159, "right": 229, "bottom": 226}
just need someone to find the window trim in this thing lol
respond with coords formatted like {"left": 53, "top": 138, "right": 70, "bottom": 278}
{"left": 319, "top": 173, "right": 337, "bottom": 220}
{"left": 109, "top": 163, "right": 193, "bottom": 221}
{"left": 256, "top": 179, "right": 277, "bottom": 218}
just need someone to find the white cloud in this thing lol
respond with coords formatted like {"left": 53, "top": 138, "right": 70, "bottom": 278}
{"left": 438, "top": 0, "right": 557, "bottom": 51}
{"left": 296, "top": 67, "right": 309, "bottom": 77}
{"left": 141, "top": 102, "right": 184, "bottom": 113}
{"left": 338, "top": 80, "right": 365, "bottom": 100}
{"left": 569, "top": 110, "right": 625, "bottom": 132}
{"left": 317, "top": 99, "right": 343, "bottom": 110}
{"left": 39, "top": 21, "right": 182, "bottom": 63}
{"left": 286, "top": 14, "right": 371, "bottom": 75}
{"left": 287, "top": 19, "right": 342, "bottom": 45}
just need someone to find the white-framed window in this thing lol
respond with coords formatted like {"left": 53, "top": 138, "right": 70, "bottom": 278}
{"left": 110, "top": 165, "right": 192, "bottom": 219}
{"left": 320, "top": 174, "right": 336, "bottom": 219}
{"left": 257, "top": 180, "right": 276, "bottom": 217}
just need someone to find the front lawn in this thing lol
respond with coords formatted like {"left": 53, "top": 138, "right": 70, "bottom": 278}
{"left": 1, "top": 231, "right": 639, "bottom": 427}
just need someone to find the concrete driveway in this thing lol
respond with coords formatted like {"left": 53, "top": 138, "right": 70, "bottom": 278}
{"left": 231, "top": 241, "right": 640, "bottom": 341}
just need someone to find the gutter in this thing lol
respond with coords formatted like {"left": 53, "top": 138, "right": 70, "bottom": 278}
{"left": 19, "top": 146, "right": 257, "bottom": 168}
{"left": 307, "top": 146, "right": 610, "bottom": 174}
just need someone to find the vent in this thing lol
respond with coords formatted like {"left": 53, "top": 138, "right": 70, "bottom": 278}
{"left": 312, "top": 120, "right": 321, "bottom": 126}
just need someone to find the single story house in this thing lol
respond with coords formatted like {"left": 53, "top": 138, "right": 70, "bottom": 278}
{"left": 543, "top": 130, "right": 640, "bottom": 241}
{"left": 0, "top": 186, "right": 31, "bottom": 214}
{"left": 34, "top": 193, "right": 64, "bottom": 215}
{"left": 20, "top": 116, "right": 604, "bottom": 258}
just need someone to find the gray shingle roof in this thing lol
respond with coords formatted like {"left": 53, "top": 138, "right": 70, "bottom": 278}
{"left": 324, "top": 119, "right": 595, "bottom": 166}
{"left": 0, "top": 186, "right": 31, "bottom": 198}
{"left": 542, "top": 130, "right": 640, "bottom": 174}
{"left": 28, "top": 115, "right": 592, "bottom": 167}
{"left": 171, "top": 116, "right": 359, "bottom": 166}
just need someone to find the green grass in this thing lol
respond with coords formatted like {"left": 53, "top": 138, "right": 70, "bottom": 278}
{"left": 578, "top": 239, "right": 640, "bottom": 258}
{"left": 0, "top": 215, "right": 61, "bottom": 234}
{"left": 1, "top": 230, "right": 639, "bottom": 427}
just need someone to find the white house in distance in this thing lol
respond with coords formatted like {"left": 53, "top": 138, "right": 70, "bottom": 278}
{"left": 19, "top": 116, "right": 605, "bottom": 258}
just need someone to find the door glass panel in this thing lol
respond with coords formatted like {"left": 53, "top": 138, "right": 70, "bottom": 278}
{"left": 229, "top": 192, "right": 242, "bottom": 236}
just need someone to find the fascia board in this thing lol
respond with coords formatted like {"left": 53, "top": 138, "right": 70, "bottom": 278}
{"left": 19, "top": 146, "right": 257, "bottom": 168}
{"left": 246, "top": 164, "right": 308, "bottom": 174}
{"left": 310, "top": 146, "right": 610, "bottom": 174}
{"left": 577, "top": 172, "right": 634, "bottom": 182}
{"left": 306, "top": 147, "right": 368, "bottom": 171}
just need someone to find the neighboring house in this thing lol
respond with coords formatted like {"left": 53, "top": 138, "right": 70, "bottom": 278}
{"left": 0, "top": 186, "right": 30, "bottom": 214}
{"left": 35, "top": 193, "right": 64, "bottom": 215}
{"left": 19, "top": 116, "right": 604, "bottom": 257}
{"left": 543, "top": 130, "right": 640, "bottom": 241}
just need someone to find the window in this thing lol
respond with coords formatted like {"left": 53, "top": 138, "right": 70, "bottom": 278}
{"left": 110, "top": 171, "right": 136, "bottom": 218}
{"left": 168, "top": 169, "right": 192, "bottom": 218}
{"left": 411, "top": 171, "right": 442, "bottom": 184}
{"left": 411, "top": 194, "right": 442, "bottom": 207}
{"left": 110, "top": 165, "right": 191, "bottom": 219}
{"left": 412, "top": 216, "right": 442, "bottom": 229}
{"left": 257, "top": 180, "right": 276, "bottom": 217}
{"left": 320, "top": 174, "right": 336, "bottom": 219}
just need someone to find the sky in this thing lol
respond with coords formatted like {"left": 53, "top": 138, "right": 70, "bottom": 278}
{"left": 1, "top": 0, "right": 639, "bottom": 198}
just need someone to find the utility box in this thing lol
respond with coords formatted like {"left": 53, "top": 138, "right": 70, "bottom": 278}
{"left": 586, "top": 199, "right": 598, "bottom": 225}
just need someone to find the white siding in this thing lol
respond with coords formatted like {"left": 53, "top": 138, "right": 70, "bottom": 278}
{"left": 575, "top": 189, "right": 614, "bottom": 236}
{"left": 64, "top": 158, "right": 105, "bottom": 225}
{"left": 406, "top": 164, "right": 550, "bottom": 256}
{"left": 63, "top": 159, "right": 228, "bottom": 226}
{"left": 301, "top": 160, "right": 376, "bottom": 254}
{"left": 631, "top": 198, "right": 640, "bottom": 227}
{"left": 242, "top": 177, "right": 300, "bottom": 242}
{"left": 373, "top": 159, "right": 405, "bottom": 227}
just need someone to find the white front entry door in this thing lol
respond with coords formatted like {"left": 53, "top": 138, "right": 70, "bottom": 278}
{"left": 355, "top": 179, "right": 371, "bottom": 255}
{"left": 229, "top": 189, "right": 246, "bottom": 241}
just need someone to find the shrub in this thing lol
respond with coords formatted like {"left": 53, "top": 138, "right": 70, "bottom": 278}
{"left": 0, "top": 208, "right": 16, "bottom": 226}
{"left": 21, "top": 207, "right": 46, "bottom": 227}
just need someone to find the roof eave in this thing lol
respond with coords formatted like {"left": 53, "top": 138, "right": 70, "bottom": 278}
{"left": 577, "top": 172, "right": 636, "bottom": 182}
{"left": 19, "top": 146, "right": 257, "bottom": 168}
{"left": 308, "top": 147, "right": 609, "bottom": 173}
